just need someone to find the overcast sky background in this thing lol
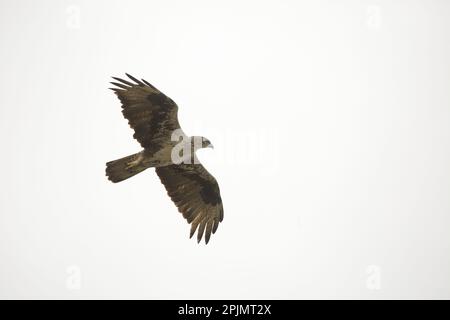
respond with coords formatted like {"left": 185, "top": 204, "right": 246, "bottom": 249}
{"left": 0, "top": 0, "right": 449, "bottom": 299}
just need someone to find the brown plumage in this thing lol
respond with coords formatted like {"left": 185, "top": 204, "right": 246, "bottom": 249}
{"left": 106, "top": 74, "right": 223, "bottom": 244}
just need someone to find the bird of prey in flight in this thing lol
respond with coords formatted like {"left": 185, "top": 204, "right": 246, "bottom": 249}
{"left": 106, "top": 74, "right": 223, "bottom": 244}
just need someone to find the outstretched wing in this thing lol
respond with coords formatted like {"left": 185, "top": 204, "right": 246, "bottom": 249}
{"left": 156, "top": 163, "right": 224, "bottom": 244}
{"left": 110, "top": 74, "right": 181, "bottom": 153}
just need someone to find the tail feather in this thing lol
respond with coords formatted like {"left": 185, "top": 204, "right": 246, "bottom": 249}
{"left": 106, "top": 152, "right": 147, "bottom": 183}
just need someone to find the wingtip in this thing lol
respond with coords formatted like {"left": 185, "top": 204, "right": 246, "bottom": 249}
{"left": 212, "top": 221, "right": 219, "bottom": 234}
{"left": 141, "top": 78, "right": 156, "bottom": 89}
{"left": 125, "top": 73, "right": 144, "bottom": 85}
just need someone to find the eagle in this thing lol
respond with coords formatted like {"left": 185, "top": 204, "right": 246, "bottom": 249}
{"left": 106, "top": 74, "right": 223, "bottom": 244}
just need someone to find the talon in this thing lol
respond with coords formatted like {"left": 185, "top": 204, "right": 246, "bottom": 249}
{"left": 125, "top": 160, "right": 137, "bottom": 171}
{"left": 125, "top": 162, "right": 133, "bottom": 171}
{"left": 125, "top": 153, "right": 144, "bottom": 171}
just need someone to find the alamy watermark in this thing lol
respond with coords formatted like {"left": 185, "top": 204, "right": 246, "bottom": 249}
{"left": 366, "top": 5, "right": 382, "bottom": 31}
{"left": 66, "top": 5, "right": 81, "bottom": 30}
{"left": 66, "top": 265, "right": 82, "bottom": 290}
{"left": 366, "top": 265, "right": 381, "bottom": 290}
{"left": 169, "top": 126, "right": 280, "bottom": 175}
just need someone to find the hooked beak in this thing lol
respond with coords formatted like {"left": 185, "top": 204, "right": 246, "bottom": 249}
{"left": 208, "top": 143, "right": 214, "bottom": 149}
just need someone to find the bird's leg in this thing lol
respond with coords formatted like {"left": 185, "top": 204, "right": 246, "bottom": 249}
{"left": 125, "top": 152, "right": 144, "bottom": 171}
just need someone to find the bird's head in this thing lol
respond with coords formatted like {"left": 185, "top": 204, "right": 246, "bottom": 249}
{"left": 191, "top": 136, "right": 214, "bottom": 150}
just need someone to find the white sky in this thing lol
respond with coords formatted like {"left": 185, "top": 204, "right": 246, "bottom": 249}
{"left": 0, "top": 0, "right": 449, "bottom": 299}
